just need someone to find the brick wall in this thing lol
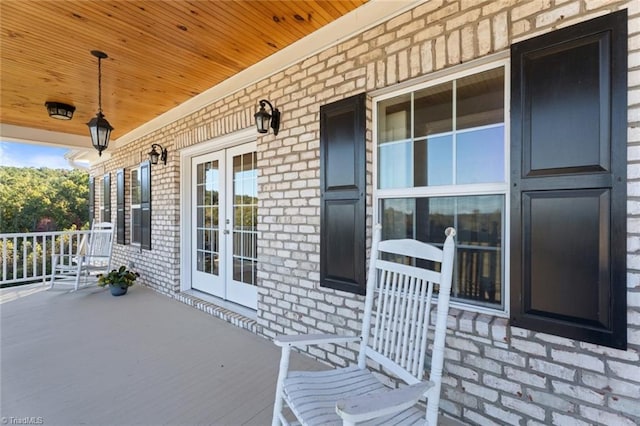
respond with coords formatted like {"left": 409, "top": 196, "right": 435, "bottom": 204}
{"left": 91, "top": 0, "right": 639, "bottom": 424}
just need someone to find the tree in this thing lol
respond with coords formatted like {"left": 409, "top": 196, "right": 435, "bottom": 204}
{"left": 0, "top": 166, "right": 90, "bottom": 233}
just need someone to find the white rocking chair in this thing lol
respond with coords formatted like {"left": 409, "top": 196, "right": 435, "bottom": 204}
{"left": 49, "top": 222, "right": 115, "bottom": 291}
{"left": 272, "top": 225, "right": 456, "bottom": 426}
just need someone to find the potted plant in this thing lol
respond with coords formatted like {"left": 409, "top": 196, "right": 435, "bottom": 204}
{"left": 97, "top": 265, "right": 139, "bottom": 296}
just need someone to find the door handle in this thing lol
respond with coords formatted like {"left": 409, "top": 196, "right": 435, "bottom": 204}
{"left": 223, "top": 229, "right": 230, "bottom": 235}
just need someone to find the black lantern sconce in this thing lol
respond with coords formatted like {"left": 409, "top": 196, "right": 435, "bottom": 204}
{"left": 254, "top": 99, "right": 280, "bottom": 136}
{"left": 45, "top": 102, "right": 75, "bottom": 120}
{"left": 148, "top": 143, "right": 168, "bottom": 165}
{"left": 87, "top": 50, "right": 113, "bottom": 156}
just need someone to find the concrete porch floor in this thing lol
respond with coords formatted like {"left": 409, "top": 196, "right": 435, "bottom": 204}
{"left": 1, "top": 283, "right": 466, "bottom": 425}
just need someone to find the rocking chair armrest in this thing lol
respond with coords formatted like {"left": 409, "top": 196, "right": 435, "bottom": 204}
{"left": 335, "top": 381, "right": 434, "bottom": 424}
{"left": 273, "top": 333, "right": 359, "bottom": 348}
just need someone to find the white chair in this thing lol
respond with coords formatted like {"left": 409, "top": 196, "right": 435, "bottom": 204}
{"left": 49, "top": 222, "right": 114, "bottom": 291}
{"left": 272, "top": 225, "right": 456, "bottom": 426}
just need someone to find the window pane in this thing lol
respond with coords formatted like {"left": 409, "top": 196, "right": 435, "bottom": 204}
{"left": 378, "top": 141, "right": 412, "bottom": 189}
{"left": 457, "top": 68, "right": 504, "bottom": 130}
{"left": 456, "top": 125, "right": 505, "bottom": 184}
{"left": 380, "top": 198, "right": 415, "bottom": 240}
{"left": 415, "top": 135, "right": 454, "bottom": 186}
{"left": 378, "top": 94, "right": 411, "bottom": 143}
{"left": 130, "top": 170, "right": 140, "bottom": 205}
{"left": 380, "top": 195, "right": 503, "bottom": 308}
{"left": 414, "top": 82, "right": 452, "bottom": 138}
{"left": 132, "top": 208, "right": 141, "bottom": 244}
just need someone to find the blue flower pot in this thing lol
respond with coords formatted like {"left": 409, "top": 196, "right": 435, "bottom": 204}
{"left": 109, "top": 285, "right": 128, "bottom": 296}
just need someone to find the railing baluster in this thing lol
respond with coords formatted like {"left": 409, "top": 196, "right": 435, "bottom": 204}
{"left": 42, "top": 235, "right": 48, "bottom": 283}
{"left": 32, "top": 235, "right": 37, "bottom": 279}
{"left": 13, "top": 237, "right": 17, "bottom": 282}
{"left": 2, "top": 237, "right": 6, "bottom": 282}
{"left": 0, "top": 230, "right": 85, "bottom": 286}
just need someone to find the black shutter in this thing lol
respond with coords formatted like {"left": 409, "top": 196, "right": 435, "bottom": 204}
{"left": 320, "top": 93, "right": 367, "bottom": 294}
{"left": 510, "top": 10, "right": 627, "bottom": 349}
{"left": 140, "top": 161, "right": 152, "bottom": 250}
{"left": 88, "top": 176, "right": 95, "bottom": 227}
{"left": 103, "top": 173, "right": 111, "bottom": 223}
{"left": 116, "top": 169, "right": 125, "bottom": 245}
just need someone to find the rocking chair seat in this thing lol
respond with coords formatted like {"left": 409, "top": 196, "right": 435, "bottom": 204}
{"left": 283, "top": 366, "right": 427, "bottom": 425}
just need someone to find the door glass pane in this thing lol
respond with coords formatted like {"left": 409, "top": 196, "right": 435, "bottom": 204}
{"left": 196, "top": 160, "right": 220, "bottom": 276}
{"left": 232, "top": 152, "right": 258, "bottom": 286}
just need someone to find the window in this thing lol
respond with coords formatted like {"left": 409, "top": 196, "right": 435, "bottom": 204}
{"left": 88, "top": 176, "right": 95, "bottom": 226}
{"left": 102, "top": 173, "right": 111, "bottom": 223}
{"left": 375, "top": 64, "right": 507, "bottom": 311}
{"left": 130, "top": 162, "right": 151, "bottom": 249}
{"left": 116, "top": 169, "right": 125, "bottom": 244}
{"left": 130, "top": 167, "right": 141, "bottom": 245}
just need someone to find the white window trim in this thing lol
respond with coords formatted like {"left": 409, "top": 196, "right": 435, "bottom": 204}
{"left": 372, "top": 57, "right": 511, "bottom": 318}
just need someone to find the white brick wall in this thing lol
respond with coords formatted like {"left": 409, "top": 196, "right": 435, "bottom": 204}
{"left": 90, "top": 0, "right": 640, "bottom": 424}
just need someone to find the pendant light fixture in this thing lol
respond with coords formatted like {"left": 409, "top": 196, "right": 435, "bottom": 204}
{"left": 87, "top": 50, "right": 113, "bottom": 156}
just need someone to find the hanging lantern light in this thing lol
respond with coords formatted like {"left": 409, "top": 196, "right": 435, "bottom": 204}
{"left": 254, "top": 99, "right": 280, "bottom": 135}
{"left": 87, "top": 50, "right": 113, "bottom": 156}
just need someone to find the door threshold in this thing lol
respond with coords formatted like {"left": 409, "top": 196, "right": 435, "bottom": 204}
{"left": 176, "top": 289, "right": 259, "bottom": 334}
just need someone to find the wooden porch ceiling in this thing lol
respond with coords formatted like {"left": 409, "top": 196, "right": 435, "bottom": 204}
{"left": 0, "top": 0, "right": 367, "bottom": 146}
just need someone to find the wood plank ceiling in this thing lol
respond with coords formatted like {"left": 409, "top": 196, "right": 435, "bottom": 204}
{"left": 0, "top": 0, "right": 367, "bottom": 143}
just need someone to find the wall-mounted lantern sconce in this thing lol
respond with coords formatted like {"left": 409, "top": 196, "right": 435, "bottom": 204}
{"left": 254, "top": 99, "right": 280, "bottom": 136}
{"left": 87, "top": 50, "right": 113, "bottom": 156}
{"left": 45, "top": 102, "right": 75, "bottom": 120}
{"left": 148, "top": 143, "right": 168, "bottom": 165}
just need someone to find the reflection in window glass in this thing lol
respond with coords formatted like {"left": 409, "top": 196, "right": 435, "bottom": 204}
{"left": 414, "top": 82, "right": 453, "bottom": 137}
{"left": 415, "top": 135, "right": 453, "bottom": 186}
{"left": 232, "top": 152, "right": 258, "bottom": 286}
{"left": 376, "top": 64, "right": 507, "bottom": 311}
{"left": 457, "top": 68, "right": 504, "bottom": 130}
{"left": 381, "top": 195, "right": 504, "bottom": 308}
{"left": 196, "top": 160, "right": 220, "bottom": 276}
{"left": 378, "top": 94, "right": 411, "bottom": 143}
{"left": 378, "top": 141, "right": 412, "bottom": 189}
{"left": 377, "top": 67, "right": 504, "bottom": 190}
{"left": 456, "top": 126, "right": 504, "bottom": 184}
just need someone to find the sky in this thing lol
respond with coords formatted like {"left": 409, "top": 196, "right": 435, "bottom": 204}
{"left": 0, "top": 141, "right": 73, "bottom": 170}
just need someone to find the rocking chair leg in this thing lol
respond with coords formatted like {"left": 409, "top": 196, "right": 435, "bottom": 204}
{"left": 49, "top": 256, "right": 59, "bottom": 289}
{"left": 74, "top": 262, "right": 82, "bottom": 291}
{"left": 272, "top": 345, "right": 291, "bottom": 426}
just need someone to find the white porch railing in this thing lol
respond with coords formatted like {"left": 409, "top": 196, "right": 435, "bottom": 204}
{"left": 0, "top": 230, "right": 89, "bottom": 286}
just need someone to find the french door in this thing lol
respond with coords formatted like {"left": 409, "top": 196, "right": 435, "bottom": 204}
{"left": 191, "top": 142, "right": 258, "bottom": 309}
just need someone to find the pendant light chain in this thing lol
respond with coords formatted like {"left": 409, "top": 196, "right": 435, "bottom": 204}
{"left": 97, "top": 56, "right": 103, "bottom": 114}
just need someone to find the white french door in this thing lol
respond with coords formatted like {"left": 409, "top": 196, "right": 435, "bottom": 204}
{"left": 191, "top": 142, "right": 258, "bottom": 309}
